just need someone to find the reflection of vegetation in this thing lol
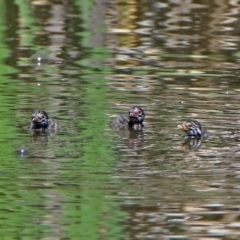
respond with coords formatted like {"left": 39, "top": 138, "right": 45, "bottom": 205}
{"left": 0, "top": 1, "right": 126, "bottom": 240}
{"left": 60, "top": 1, "right": 126, "bottom": 239}
{"left": 65, "top": 70, "right": 127, "bottom": 239}
{"left": 0, "top": 2, "right": 19, "bottom": 157}
{"left": 15, "top": 0, "right": 41, "bottom": 46}
{"left": 2, "top": 0, "right": 240, "bottom": 239}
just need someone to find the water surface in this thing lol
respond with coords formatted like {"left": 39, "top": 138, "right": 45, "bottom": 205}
{"left": 1, "top": 0, "right": 240, "bottom": 239}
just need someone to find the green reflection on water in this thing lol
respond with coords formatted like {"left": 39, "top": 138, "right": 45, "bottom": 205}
{"left": 63, "top": 69, "right": 127, "bottom": 239}
{"left": 60, "top": 1, "right": 127, "bottom": 239}
{"left": 0, "top": 3, "right": 49, "bottom": 239}
{"left": 0, "top": 4, "right": 19, "bottom": 155}
{"left": 15, "top": 0, "right": 41, "bottom": 46}
{"left": 0, "top": 0, "right": 127, "bottom": 239}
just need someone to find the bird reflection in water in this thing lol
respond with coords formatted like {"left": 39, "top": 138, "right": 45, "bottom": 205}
{"left": 181, "top": 137, "right": 203, "bottom": 151}
{"left": 128, "top": 129, "right": 144, "bottom": 149}
{"left": 31, "top": 131, "right": 49, "bottom": 144}
{"left": 114, "top": 129, "right": 145, "bottom": 150}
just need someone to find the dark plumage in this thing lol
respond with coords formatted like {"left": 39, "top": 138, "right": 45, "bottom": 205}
{"left": 178, "top": 120, "right": 207, "bottom": 138}
{"left": 110, "top": 106, "right": 145, "bottom": 130}
{"left": 30, "top": 110, "right": 60, "bottom": 132}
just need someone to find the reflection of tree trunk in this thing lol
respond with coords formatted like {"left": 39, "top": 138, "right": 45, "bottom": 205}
{"left": 90, "top": 0, "right": 108, "bottom": 48}
{"left": 89, "top": 0, "right": 109, "bottom": 67}
{"left": 36, "top": 3, "right": 67, "bottom": 238}
{"left": 36, "top": 1, "right": 109, "bottom": 238}
{"left": 45, "top": 4, "right": 66, "bottom": 58}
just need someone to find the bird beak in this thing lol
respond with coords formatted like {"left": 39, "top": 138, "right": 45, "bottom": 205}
{"left": 32, "top": 117, "right": 38, "bottom": 123}
{"left": 178, "top": 124, "right": 189, "bottom": 131}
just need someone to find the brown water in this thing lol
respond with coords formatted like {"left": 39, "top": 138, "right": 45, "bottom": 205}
{"left": 1, "top": 0, "right": 240, "bottom": 239}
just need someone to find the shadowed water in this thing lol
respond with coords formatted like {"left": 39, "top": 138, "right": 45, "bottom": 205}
{"left": 1, "top": 0, "right": 240, "bottom": 239}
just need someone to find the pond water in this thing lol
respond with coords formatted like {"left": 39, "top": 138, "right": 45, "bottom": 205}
{"left": 1, "top": 0, "right": 240, "bottom": 239}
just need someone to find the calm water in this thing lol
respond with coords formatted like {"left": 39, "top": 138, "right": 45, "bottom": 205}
{"left": 1, "top": 0, "right": 240, "bottom": 239}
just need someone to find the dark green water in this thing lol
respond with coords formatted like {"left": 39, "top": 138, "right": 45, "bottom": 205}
{"left": 1, "top": 0, "right": 240, "bottom": 239}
